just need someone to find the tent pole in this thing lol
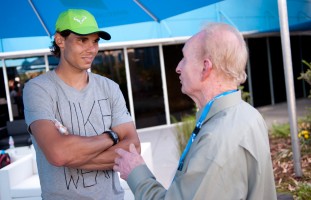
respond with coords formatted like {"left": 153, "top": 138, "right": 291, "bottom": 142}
{"left": 28, "top": 0, "right": 51, "bottom": 37}
{"left": 133, "top": 0, "right": 159, "bottom": 22}
{"left": 277, "top": 0, "right": 302, "bottom": 177}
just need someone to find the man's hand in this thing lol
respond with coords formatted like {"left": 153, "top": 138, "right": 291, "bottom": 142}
{"left": 113, "top": 143, "right": 145, "bottom": 180}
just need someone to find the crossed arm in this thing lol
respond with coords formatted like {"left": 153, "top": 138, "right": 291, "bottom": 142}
{"left": 30, "top": 119, "right": 140, "bottom": 170}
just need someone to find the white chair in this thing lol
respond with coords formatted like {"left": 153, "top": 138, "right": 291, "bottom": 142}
{"left": 0, "top": 154, "right": 41, "bottom": 200}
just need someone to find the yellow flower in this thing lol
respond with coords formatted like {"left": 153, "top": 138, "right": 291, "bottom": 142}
{"left": 298, "top": 130, "right": 310, "bottom": 140}
{"left": 302, "top": 130, "right": 309, "bottom": 135}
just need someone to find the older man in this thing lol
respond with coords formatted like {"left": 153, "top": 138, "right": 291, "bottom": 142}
{"left": 113, "top": 23, "right": 277, "bottom": 200}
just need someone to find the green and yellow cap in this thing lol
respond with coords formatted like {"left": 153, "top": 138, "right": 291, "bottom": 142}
{"left": 55, "top": 9, "right": 111, "bottom": 40}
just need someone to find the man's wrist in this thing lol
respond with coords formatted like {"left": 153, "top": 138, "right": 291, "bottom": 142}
{"left": 103, "top": 131, "right": 119, "bottom": 145}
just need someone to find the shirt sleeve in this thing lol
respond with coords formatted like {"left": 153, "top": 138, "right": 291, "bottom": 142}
{"left": 127, "top": 164, "right": 167, "bottom": 200}
{"left": 108, "top": 81, "right": 133, "bottom": 127}
{"left": 23, "top": 80, "right": 55, "bottom": 127}
{"left": 127, "top": 143, "right": 248, "bottom": 200}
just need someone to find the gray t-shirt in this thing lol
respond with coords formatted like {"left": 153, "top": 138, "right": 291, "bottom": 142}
{"left": 23, "top": 70, "right": 132, "bottom": 200}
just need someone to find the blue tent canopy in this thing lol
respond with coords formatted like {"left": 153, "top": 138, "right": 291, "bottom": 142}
{"left": 0, "top": 0, "right": 311, "bottom": 53}
{"left": 0, "top": 0, "right": 222, "bottom": 39}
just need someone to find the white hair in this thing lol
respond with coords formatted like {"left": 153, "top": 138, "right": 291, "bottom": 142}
{"left": 201, "top": 23, "right": 248, "bottom": 86}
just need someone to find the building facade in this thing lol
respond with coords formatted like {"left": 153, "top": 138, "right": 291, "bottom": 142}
{"left": 0, "top": 33, "right": 310, "bottom": 129}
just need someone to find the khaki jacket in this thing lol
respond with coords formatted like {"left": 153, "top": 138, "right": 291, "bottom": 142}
{"left": 127, "top": 90, "right": 277, "bottom": 200}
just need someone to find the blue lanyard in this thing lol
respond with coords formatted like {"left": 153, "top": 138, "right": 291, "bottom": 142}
{"left": 177, "top": 89, "right": 237, "bottom": 171}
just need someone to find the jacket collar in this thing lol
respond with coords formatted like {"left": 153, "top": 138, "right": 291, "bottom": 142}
{"left": 196, "top": 90, "right": 242, "bottom": 124}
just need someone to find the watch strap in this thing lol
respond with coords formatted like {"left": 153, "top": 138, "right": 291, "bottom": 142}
{"left": 103, "top": 131, "right": 119, "bottom": 145}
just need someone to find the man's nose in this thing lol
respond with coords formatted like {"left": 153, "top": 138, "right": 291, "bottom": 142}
{"left": 176, "top": 62, "right": 181, "bottom": 74}
{"left": 86, "top": 42, "right": 98, "bottom": 52}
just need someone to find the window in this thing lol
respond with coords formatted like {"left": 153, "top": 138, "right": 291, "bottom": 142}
{"left": 92, "top": 50, "right": 129, "bottom": 108}
{"left": 48, "top": 55, "right": 59, "bottom": 70}
{"left": 163, "top": 44, "right": 196, "bottom": 122}
{"left": 127, "top": 46, "right": 166, "bottom": 128}
{"left": 4, "top": 56, "right": 46, "bottom": 120}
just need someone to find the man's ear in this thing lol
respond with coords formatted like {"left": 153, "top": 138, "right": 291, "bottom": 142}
{"left": 202, "top": 59, "right": 212, "bottom": 80}
{"left": 54, "top": 33, "right": 64, "bottom": 48}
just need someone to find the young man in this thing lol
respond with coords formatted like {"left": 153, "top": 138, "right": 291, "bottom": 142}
{"left": 23, "top": 9, "right": 140, "bottom": 199}
{"left": 113, "top": 23, "right": 277, "bottom": 200}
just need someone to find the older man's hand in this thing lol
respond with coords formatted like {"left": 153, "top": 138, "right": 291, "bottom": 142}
{"left": 113, "top": 143, "right": 145, "bottom": 180}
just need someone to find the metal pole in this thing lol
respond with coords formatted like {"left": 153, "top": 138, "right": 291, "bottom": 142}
{"left": 158, "top": 44, "right": 171, "bottom": 125}
{"left": 266, "top": 38, "right": 275, "bottom": 105}
{"left": 44, "top": 54, "right": 50, "bottom": 72}
{"left": 277, "top": 0, "right": 302, "bottom": 177}
{"left": 123, "top": 47, "right": 136, "bottom": 125}
{"left": 2, "top": 59, "right": 13, "bottom": 121}
{"left": 133, "top": 0, "right": 159, "bottom": 22}
{"left": 28, "top": 0, "right": 51, "bottom": 37}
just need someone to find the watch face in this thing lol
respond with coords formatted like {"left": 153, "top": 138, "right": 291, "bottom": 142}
{"left": 113, "top": 132, "right": 119, "bottom": 143}
{"left": 112, "top": 132, "right": 117, "bottom": 139}
{"left": 112, "top": 131, "right": 119, "bottom": 144}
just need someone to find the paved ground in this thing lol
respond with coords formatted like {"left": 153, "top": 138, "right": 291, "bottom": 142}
{"left": 277, "top": 193, "right": 294, "bottom": 200}
{"left": 257, "top": 98, "right": 311, "bottom": 129}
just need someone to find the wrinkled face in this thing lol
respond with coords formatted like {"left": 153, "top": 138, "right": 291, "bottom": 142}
{"left": 176, "top": 32, "right": 204, "bottom": 97}
{"left": 58, "top": 33, "right": 100, "bottom": 71}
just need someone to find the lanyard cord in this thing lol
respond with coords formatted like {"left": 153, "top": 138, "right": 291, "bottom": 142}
{"left": 177, "top": 89, "right": 237, "bottom": 171}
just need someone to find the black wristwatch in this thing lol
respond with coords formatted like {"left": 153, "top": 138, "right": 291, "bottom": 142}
{"left": 103, "top": 131, "right": 119, "bottom": 145}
